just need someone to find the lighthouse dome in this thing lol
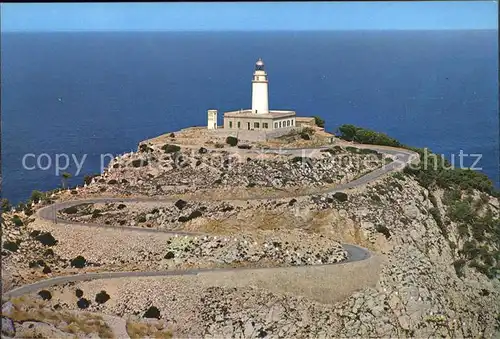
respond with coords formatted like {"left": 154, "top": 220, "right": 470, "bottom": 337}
{"left": 255, "top": 58, "right": 265, "bottom": 71}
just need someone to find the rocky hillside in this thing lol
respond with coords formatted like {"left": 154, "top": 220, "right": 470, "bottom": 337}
{"left": 2, "top": 133, "right": 499, "bottom": 338}
{"left": 80, "top": 143, "right": 385, "bottom": 198}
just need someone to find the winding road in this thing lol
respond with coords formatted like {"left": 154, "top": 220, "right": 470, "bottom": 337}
{"left": 3, "top": 144, "right": 418, "bottom": 299}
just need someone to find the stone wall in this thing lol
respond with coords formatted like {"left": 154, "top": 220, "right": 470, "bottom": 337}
{"left": 207, "top": 127, "right": 302, "bottom": 142}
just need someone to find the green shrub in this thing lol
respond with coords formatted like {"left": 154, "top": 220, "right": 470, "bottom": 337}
{"left": 136, "top": 214, "right": 147, "bottom": 223}
{"left": 313, "top": 116, "right": 325, "bottom": 128}
{"left": 392, "top": 172, "right": 405, "bottom": 181}
{"left": 139, "top": 144, "right": 153, "bottom": 153}
{"left": 83, "top": 174, "right": 99, "bottom": 185}
{"left": 30, "top": 190, "right": 44, "bottom": 203}
{"left": 3, "top": 241, "right": 19, "bottom": 252}
{"left": 11, "top": 215, "right": 24, "bottom": 227}
{"left": 302, "top": 127, "right": 315, "bottom": 135}
{"left": 70, "top": 255, "right": 87, "bottom": 268}
{"left": 35, "top": 232, "right": 58, "bottom": 246}
{"left": 226, "top": 136, "right": 238, "bottom": 147}
{"left": 131, "top": 159, "right": 148, "bottom": 167}
{"left": 337, "top": 124, "right": 401, "bottom": 147}
{"left": 429, "top": 207, "right": 443, "bottom": 227}
{"left": 161, "top": 144, "right": 181, "bottom": 153}
{"left": 62, "top": 206, "right": 78, "bottom": 214}
{"left": 332, "top": 192, "right": 348, "bottom": 202}
{"left": 300, "top": 132, "right": 311, "bottom": 140}
{"left": 1, "top": 198, "right": 12, "bottom": 212}
{"left": 178, "top": 210, "right": 202, "bottom": 222}
{"left": 375, "top": 224, "right": 391, "bottom": 239}
{"left": 453, "top": 259, "right": 466, "bottom": 277}
{"left": 448, "top": 201, "right": 475, "bottom": 224}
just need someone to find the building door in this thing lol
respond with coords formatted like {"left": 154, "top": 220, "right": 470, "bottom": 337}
{"left": 247, "top": 122, "right": 250, "bottom": 130}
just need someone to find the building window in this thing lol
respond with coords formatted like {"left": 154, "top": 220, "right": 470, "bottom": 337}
{"left": 229, "top": 121, "right": 233, "bottom": 128}
{"left": 279, "top": 121, "right": 282, "bottom": 128}
{"left": 274, "top": 122, "right": 278, "bottom": 128}
{"left": 287, "top": 120, "right": 290, "bottom": 127}
{"left": 263, "top": 123, "right": 268, "bottom": 129}
{"left": 254, "top": 122, "right": 260, "bottom": 128}
{"left": 237, "top": 121, "right": 241, "bottom": 128}
{"left": 291, "top": 120, "right": 294, "bottom": 126}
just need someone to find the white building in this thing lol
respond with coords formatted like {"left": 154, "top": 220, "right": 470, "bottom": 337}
{"left": 208, "top": 58, "right": 296, "bottom": 131}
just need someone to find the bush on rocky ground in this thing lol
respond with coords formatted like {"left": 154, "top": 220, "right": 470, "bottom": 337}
{"left": 30, "top": 190, "right": 44, "bottom": 203}
{"left": 178, "top": 210, "right": 203, "bottom": 223}
{"left": 135, "top": 214, "right": 147, "bottom": 223}
{"left": 3, "top": 241, "right": 19, "bottom": 252}
{"left": 332, "top": 192, "right": 348, "bottom": 202}
{"left": 143, "top": 306, "right": 161, "bottom": 319}
{"left": 1, "top": 198, "right": 12, "bottom": 212}
{"left": 131, "top": 159, "right": 149, "bottom": 167}
{"left": 226, "top": 136, "right": 238, "bottom": 147}
{"left": 237, "top": 144, "right": 252, "bottom": 149}
{"left": 83, "top": 174, "right": 99, "bottom": 185}
{"left": 290, "top": 157, "right": 313, "bottom": 167}
{"left": 313, "top": 115, "right": 325, "bottom": 128}
{"left": 29, "top": 230, "right": 41, "bottom": 238}
{"left": 338, "top": 124, "right": 402, "bottom": 147}
{"left": 70, "top": 255, "right": 87, "bottom": 268}
{"left": 375, "top": 224, "right": 392, "bottom": 239}
{"left": 38, "top": 290, "right": 52, "bottom": 301}
{"left": 161, "top": 144, "right": 181, "bottom": 154}
{"left": 62, "top": 206, "right": 78, "bottom": 214}
{"left": 77, "top": 298, "right": 90, "bottom": 309}
{"left": 95, "top": 290, "right": 111, "bottom": 304}
{"left": 76, "top": 289, "right": 84, "bottom": 298}
{"left": 300, "top": 131, "right": 311, "bottom": 140}
{"left": 198, "top": 147, "right": 208, "bottom": 154}
{"left": 11, "top": 215, "right": 24, "bottom": 227}
{"left": 35, "top": 232, "right": 58, "bottom": 247}
{"left": 174, "top": 199, "right": 187, "bottom": 210}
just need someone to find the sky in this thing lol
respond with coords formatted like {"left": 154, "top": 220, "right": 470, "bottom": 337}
{"left": 1, "top": 1, "right": 498, "bottom": 32}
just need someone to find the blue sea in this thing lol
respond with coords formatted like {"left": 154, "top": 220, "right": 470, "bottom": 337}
{"left": 1, "top": 31, "right": 498, "bottom": 204}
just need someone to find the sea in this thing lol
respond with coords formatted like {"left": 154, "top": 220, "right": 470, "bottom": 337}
{"left": 1, "top": 30, "right": 498, "bottom": 204}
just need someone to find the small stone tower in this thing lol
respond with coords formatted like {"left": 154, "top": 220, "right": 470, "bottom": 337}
{"left": 251, "top": 58, "right": 269, "bottom": 114}
{"left": 207, "top": 109, "right": 217, "bottom": 129}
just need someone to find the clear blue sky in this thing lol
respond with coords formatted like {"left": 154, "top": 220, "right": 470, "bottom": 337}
{"left": 1, "top": 2, "right": 498, "bottom": 32}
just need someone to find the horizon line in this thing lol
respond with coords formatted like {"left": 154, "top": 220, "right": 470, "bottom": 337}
{"left": 2, "top": 28, "right": 497, "bottom": 33}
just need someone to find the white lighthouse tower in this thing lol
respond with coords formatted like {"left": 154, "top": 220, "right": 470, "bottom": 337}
{"left": 251, "top": 58, "right": 269, "bottom": 114}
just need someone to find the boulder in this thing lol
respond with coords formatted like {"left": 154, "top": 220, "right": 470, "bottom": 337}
{"left": 1, "top": 317, "right": 15, "bottom": 337}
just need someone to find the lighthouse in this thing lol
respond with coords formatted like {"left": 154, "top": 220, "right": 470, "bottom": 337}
{"left": 219, "top": 59, "right": 296, "bottom": 133}
{"left": 251, "top": 58, "right": 269, "bottom": 114}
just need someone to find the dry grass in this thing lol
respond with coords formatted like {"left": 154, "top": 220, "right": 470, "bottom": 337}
{"left": 126, "top": 320, "right": 173, "bottom": 339}
{"left": 7, "top": 295, "right": 114, "bottom": 338}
